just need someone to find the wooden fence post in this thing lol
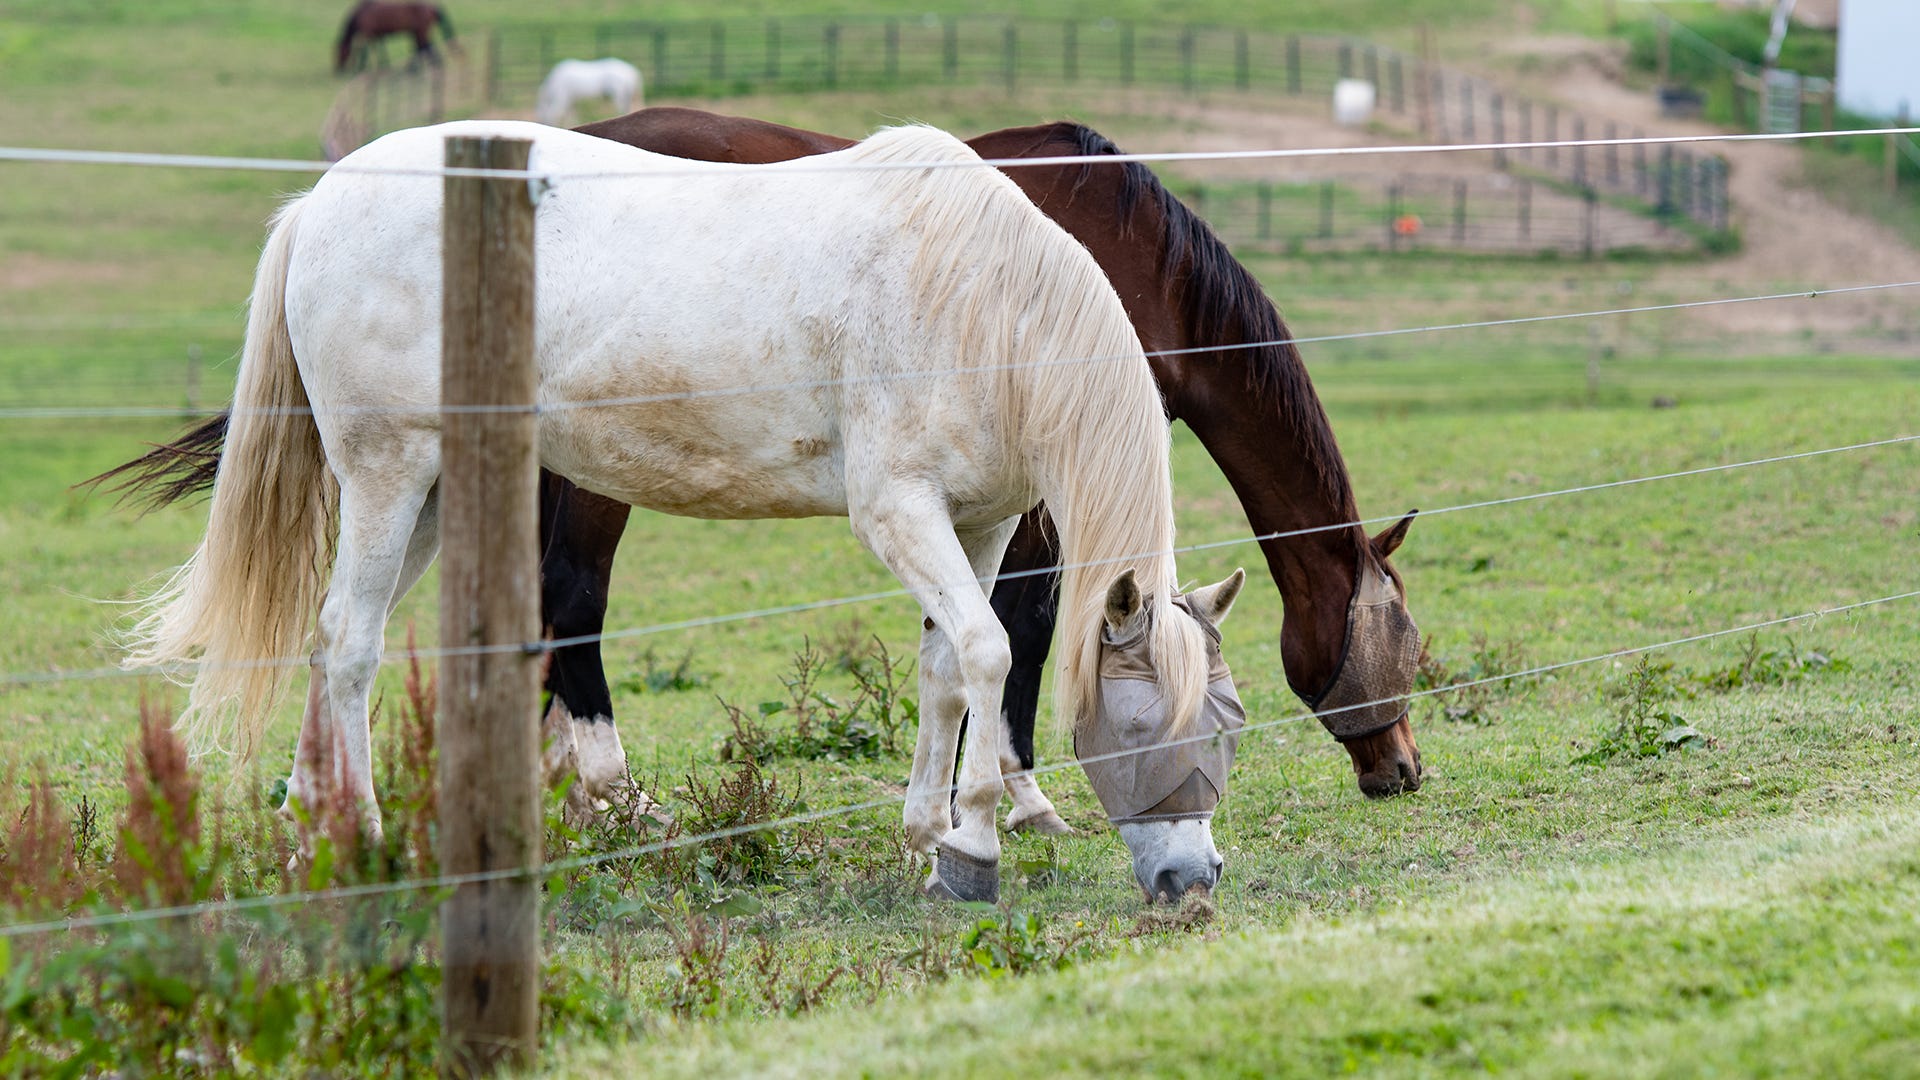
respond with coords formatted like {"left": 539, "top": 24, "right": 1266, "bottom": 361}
{"left": 439, "top": 134, "right": 542, "bottom": 1078}
{"left": 1656, "top": 14, "right": 1671, "bottom": 85}
{"left": 1415, "top": 24, "right": 1433, "bottom": 139}
{"left": 1492, "top": 94, "right": 1506, "bottom": 169}
{"left": 1572, "top": 116, "right": 1587, "bottom": 186}
{"left": 1386, "top": 182, "right": 1401, "bottom": 252}
{"left": 1003, "top": 23, "right": 1017, "bottom": 92}
{"left": 482, "top": 30, "right": 499, "bottom": 106}
{"left": 1065, "top": 20, "right": 1078, "bottom": 82}
{"left": 1583, "top": 186, "right": 1598, "bottom": 258}
{"left": 1888, "top": 106, "right": 1909, "bottom": 195}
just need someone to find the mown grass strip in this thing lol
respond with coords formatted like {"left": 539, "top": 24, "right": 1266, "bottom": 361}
{"left": 560, "top": 805, "right": 1920, "bottom": 1077}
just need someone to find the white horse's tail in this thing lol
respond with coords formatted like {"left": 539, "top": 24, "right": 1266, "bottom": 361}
{"left": 124, "top": 198, "right": 338, "bottom": 760}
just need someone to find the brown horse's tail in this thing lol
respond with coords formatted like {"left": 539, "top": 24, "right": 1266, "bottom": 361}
{"left": 334, "top": 4, "right": 362, "bottom": 71}
{"left": 79, "top": 411, "right": 230, "bottom": 513}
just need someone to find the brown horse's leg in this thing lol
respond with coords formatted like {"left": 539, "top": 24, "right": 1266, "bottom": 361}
{"left": 411, "top": 26, "right": 437, "bottom": 69}
{"left": 539, "top": 471, "right": 660, "bottom": 825}
{"left": 985, "top": 506, "right": 1070, "bottom": 834}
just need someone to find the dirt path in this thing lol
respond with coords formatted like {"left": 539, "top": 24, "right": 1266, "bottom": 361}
{"left": 1099, "top": 33, "right": 1920, "bottom": 346}
{"left": 1478, "top": 35, "right": 1920, "bottom": 341}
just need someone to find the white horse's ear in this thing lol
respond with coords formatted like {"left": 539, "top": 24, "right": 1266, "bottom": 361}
{"left": 1185, "top": 568, "right": 1246, "bottom": 626}
{"left": 1104, "top": 569, "right": 1145, "bottom": 634}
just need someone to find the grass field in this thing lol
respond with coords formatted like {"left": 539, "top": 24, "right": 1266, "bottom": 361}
{"left": 2, "top": 0, "right": 1918, "bottom": 1074}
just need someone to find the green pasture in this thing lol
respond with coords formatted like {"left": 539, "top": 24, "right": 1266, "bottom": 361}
{"left": 564, "top": 807, "right": 1920, "bottom": 1077}
{"left": 2, "top": 0, "right": 1918, "bottom": 1074}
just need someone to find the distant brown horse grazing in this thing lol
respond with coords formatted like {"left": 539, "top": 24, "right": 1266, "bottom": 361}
{"left": 334, "top": 1, "right": 456, "bottom": 73}
{"left": 90, "top": 109, "right": 1425, "bottom": 829}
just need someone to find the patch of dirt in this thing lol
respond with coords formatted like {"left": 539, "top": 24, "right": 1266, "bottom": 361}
{"left": 1103, "top": 33, "right": 1920, "bottom": 345}
{"left": 0, "top": 254, "right": 136, "bottom": 292}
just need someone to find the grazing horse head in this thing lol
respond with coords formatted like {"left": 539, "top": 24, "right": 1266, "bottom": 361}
{"left": 1078, "top": 568, "right": 1247, "bottom": 902}
{"left": 1307, "top": 512, "right": 1422, "bottom": 798}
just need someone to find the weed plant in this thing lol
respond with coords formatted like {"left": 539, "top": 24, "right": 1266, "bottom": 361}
{"left": 720, "top": 638, "right": 916, "bottom": 764}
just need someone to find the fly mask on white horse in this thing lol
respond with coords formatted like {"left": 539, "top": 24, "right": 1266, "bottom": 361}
{"left": 1076, "top": 568, "right": 1246, "bottom": 902}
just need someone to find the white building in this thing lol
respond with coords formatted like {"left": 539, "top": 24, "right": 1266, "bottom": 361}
{"left": 1836, "top": 0, "right": 1920, "bottom": 119}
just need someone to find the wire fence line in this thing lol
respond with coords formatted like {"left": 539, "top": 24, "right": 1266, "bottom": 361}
{"left": 3, "top": 279, "right": 1917, "bottom": 422}
{"left": 7, "top": 428, "right": 1915, "bottom": 692}
{"left": 4, "top": 583, "right": 1914, "bottom": 943}
{"left": 6, "top": 126, "right": 1920, "bottom": 181}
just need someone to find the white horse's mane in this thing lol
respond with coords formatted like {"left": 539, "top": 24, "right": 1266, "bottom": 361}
{"left": 850, "top": 125, "right": 1211, "bottom": 736}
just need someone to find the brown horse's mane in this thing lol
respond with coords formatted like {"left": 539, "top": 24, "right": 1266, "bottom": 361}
{"left": 1044, "top": 122, "right": 1354, "bottom": 516}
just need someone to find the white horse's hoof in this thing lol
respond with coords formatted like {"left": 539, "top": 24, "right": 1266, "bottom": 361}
{"left": 925, "top": 840, "right": 999, "bottom": 903}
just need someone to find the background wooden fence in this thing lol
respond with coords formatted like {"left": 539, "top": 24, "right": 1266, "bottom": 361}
{"left": 320, "top": 16, "right": 1735, "bottom": 256}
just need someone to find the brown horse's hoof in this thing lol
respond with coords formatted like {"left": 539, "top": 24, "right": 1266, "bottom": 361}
{"left": 924, "top": 840, "right": 999, "bottom": 903}
{"left": 1006, "top": 807, "right": 1072, "bottom": 836}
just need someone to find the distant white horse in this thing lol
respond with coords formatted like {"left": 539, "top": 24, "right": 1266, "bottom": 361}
{"left": 126, "top": 120, "right": 1242, "bottom": 902}
{"left": 536, "top": 58, "right": 642, "bottom": 126}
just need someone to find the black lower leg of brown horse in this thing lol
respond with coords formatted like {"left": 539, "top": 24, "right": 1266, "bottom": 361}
{"left": 538, "top": 472, "right": 632, "bottom": 732}
{"left": 951, "top": 506, "right": 1060, "bottom": 796}
{"left": 409, "top": 29, "right": 437, "bottom": 68}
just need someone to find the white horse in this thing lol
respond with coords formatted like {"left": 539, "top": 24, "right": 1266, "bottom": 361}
{"left": 535, "top": 59, "right": 642, "bottom": 127}
{"left": 126, "top": 119, "right": 1241, "bottom": 901}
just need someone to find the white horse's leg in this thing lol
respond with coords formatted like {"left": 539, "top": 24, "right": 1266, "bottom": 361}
{"left": 285, "top": 649, "right": 333, "bottom": 824}
{"left": 285, "top": 484, "right": 438, "bottom": 865}
{"left": 858, "top": 498, "right": 1017, "bottom": 901}
{"left": 315, "top": 465, "right": 437, "bottom": 842}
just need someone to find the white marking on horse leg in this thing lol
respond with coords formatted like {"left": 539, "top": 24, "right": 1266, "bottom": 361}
{"left": 1000, "top": 723, "right": 1071, "bottom": 836}
{"left": 572, "top": 716, "right": 627, "bottom": 796}
{"left": 541, "top": 696, "right": 580, "bottom": 789}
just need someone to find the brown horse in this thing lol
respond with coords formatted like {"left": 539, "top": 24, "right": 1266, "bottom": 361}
{"left": 334, "top": 1, "right": 456, "bottom": 74}
{"left": 91, "top": 109, "right": 1424, "bottom": 818}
